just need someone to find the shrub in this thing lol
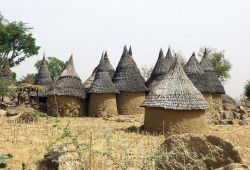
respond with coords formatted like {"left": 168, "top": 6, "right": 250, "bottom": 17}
{"left": 244, "top": 81, "right": 250, "bottom": 99}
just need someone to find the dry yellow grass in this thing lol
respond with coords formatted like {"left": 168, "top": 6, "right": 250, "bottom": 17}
{"left": 0, "top": 115, "right": 250, "bottom": 169}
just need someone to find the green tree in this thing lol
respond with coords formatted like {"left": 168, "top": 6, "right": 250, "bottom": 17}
{"left": 244, "top": 81, "right": 250, "bottom": 99}
{"left": 18, "top": 73, "right": 37, "bottom": 84}
{"left": 199, "top": 47, "right": 232, "bottom": 83}
{"left": 35, "top": 57, "right": 65, "bottom": 80}
{"left": 0, "top": 13, "right": 40, "bottom": 68}
{"left": 0, "top": 77, "right": 13, "bottom": 102}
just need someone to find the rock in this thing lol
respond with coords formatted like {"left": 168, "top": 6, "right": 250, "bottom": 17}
{"left": 238, "top": 120, "right": 249, "bottom": 126}
{"left": 6, "top": 109, "right": 19, "bottom": 117}
{"left": 239, "top": 106, "right": 247, "bottom": 114}
{"left": 0, "top": 102, "right": 8, "bottom": 110}
{"left": 156, "top": 133, "right": 242, "bottom": 170}
{"left": 0, "top": 109, "right": 7, "bottom": 117}
{"left": 215, "top": 163, "right": 249, "bottom": 170}
{"left": 37, "top": 146, "right": 83, "bottom": 170}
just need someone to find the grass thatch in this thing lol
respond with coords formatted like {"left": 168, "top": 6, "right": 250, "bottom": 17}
{"left": 48, "top": 55, "right": 86, "bottom": 99}
{"left": 146, "top": 47, "right": 174, "bottom": 90}
{"left": 35, "top": 54, "right": 52, "bottom": 85}
{"left": 200, "top": 51, "right": 225, "bottom": 94}
{"left": 142, "top": 57, "right": 208, "bottom": 110}
{"left": 184, "top": 52, "right": 210, "bottom": 93}
{"left": 112, "top": 46, "right": 147, "bottom": 92}
{"left": 88, "top": 65, "right": 119, "bottom": 94}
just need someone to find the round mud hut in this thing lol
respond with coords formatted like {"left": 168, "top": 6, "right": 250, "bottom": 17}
{"left": 47, "top": 55, "right": 86, "bottom": 117}
{"left": 112, "top": 46, "right": 148, "bottom": 115}
{"left": 200, "top": 50, "right": 225, "bottom": 114}
{"left": 142, "top": 57, "right": 209, "bottom": 135}
{"left": 88, "top": 54, "right": 119, "bottom": 117}
{"left": 32, "top": 54, "right": 53, "bottom": 107}
{"left": 146, "top": 47, "right": 174, "bottom": 91}
{"left": 184, "top": 52, "right": 213, "bottom": 113}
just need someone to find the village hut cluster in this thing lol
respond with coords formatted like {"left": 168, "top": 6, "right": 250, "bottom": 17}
{"left": 2, "top": 45, "right": 225, "bottom": 135}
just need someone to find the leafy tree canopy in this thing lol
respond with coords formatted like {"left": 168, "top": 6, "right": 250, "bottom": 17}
{"left": 199, "top": 47, "right": 232, "bottom": 83}
{"left": 0, "top": 13, "right": 40, "bottom": 68}
{"left": 35, "top": 56, "right": 65, "bottom": 80}
{"left": 18, "top": 73, "right": 37, "bottom": 85}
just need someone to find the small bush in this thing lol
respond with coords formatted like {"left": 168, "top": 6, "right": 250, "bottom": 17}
{"left": 32, "top": 111, "right": 47, "bottom": 117}
{"left": 0, "top": 154, "right": 13, "bottom": 169}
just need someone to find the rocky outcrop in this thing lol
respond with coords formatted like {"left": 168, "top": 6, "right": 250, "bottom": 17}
{"left": 156, "top": 133, "right": 243, "bottom": 170}
{"left": 37, "top": 146, "right": 83, "bottom": 170}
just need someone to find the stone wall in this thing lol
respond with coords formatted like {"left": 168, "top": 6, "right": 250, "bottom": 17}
{"left": 144, "top": 107, "right": 208, "bottom": 135}
{"left": 213, "top": 93, "right": 223, "bottom": 114}
{"left": 202, "top": 92, "right": 214, "bottom": 114}
{"left": 47, "top": 95, "right": 84, "bottom": 117}
{"left": 116, "top": 92, "right": 145, "bottom": 115}
{"left": 88, "top": 93, "right": 118, "bottom": 117}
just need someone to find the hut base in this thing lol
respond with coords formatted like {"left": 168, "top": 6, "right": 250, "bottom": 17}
{"left": 144, "top": 107, "right": 208, "bottom": 135}
{"left": 202, "top": 92, "right": 214, "bottom": 114}
{"left": 117, "top": 92, "right": 145, "bottom": 115}
{"left": 47, "top": 95, "right": 84, "bottom": 117}
{"left": 213, "top": 93, "right": 223, "bottom": 113}
{"left": 89, "top": 93, "right": 118, "bottom": 117}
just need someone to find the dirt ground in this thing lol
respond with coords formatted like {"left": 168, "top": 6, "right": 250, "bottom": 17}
{"left": 0, "top": 115, "right": 250, "bottom": 169}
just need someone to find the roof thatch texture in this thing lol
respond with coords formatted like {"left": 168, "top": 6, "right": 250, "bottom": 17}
{"left": 97, "top": 52, "right": 115, "bottom": 78}
{"left": 48, "top": 55, "right": 86, "bottom": 99}
{"left": 35, "top": 55, "right": 52, "bottom": 85}
{"left": 142, "top": 57, "right": 208, "bottom": 110}
{"left": 88, "top": 55, "right": 119, "bottom": 93}
{"left": 112, "top": 46, "right": 148, "bottom": 92}
{"left": 184, "top": 53, "right": 210, "bottom": 93}
{"left": 146, "top": 47, "right": 174, "bottom": 90}
{"left": 200, "top": 51, "right": 225, "bottom": 94}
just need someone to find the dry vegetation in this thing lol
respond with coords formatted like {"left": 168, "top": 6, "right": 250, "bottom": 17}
{"left": 0, "top": 114, "right": 250, "bottom": 169}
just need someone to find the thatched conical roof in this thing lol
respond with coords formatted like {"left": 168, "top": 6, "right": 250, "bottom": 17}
{"left": 112, "top": 46, "right": 148, "bottom": 92}
{"left": 48, "top": 55, "right": 86, "bottom": 99}
{"left": 97, "top": 51, "right": 115, "bottom": 77}
{"left": 184, "top": 52, "right": 209, "bottom": 93}
{"left": 200, "top": 50, "right": 225, "bottom": 94}
{"left": 142, "top": 57, "right": 208, "bottom": 110}
{"left": 146, "top": 49, "right": 165, "bottom": 89}
{"left": 88, "top": 55, "right": 119, "bottom": 93}
{"left": 164, "top": 47, "right": 174, "bottom": 71}
{"left": 83, "top": 52, "right": 115, "bottom": 90}
{"left": 35, "top": 54, "right": 52, "bottom": 85}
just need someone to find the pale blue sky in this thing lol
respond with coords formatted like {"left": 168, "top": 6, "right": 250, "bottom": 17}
{"left": 1, "top": 0, "right": 250, "bottom": 98}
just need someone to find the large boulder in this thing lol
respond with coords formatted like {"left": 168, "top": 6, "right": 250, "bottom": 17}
{"left": 156, "top": 133, "right": 243, "bottom": 170}
{"left": 37, "top": 146, "right": 83, "bottom": 170}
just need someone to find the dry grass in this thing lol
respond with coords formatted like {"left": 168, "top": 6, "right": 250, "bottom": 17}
{"left": 0, "top": 114, "right": 250, "bottom": 169}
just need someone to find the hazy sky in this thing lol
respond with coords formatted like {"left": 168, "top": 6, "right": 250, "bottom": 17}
{"left": 1, "top": 0, "right": 250, "bottom": 98}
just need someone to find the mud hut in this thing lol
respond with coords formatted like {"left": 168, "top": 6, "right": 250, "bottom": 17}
{"left": 184, "top": 52, "right": 213, "bottom": 113}
{"left": 47, "top": 55, "right": 86, "bottom": 117}
{"left": 200, "top": 50, "right": 225, "bottom": 113}
{"left": 88, "top": 55, "right": 119, "bottom": 117}
{"left": 146, "top": 47, "right": 174, "bottom": 90}
{"left": 112, "top": 46, "right": 148, "bottom": 115}
{"left": 142, "top": 57, "right": 209, "bottom": 135}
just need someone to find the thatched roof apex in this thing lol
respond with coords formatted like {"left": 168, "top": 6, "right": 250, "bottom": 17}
{"left": 112, "top": 46, "right": 147, "bottom": 92}
{"left": 35, "top": 54, "right": 52, "bottom": 85}
{"left": 88, "top": 71, "right": 119, "bottom": 94}
{"left": 60, "top": 55, "right": 80, "bottom": 79}
{"left": 200, "top": 52, "right": 225, "bottom": 94}
{"left": 97, "top": 51, "right": 115, "bottom": 76}
{"left": 48, "top": 55, "right": 86, "bottom": 99}
{"left": 142, "top": 57, "right": 208, "bottom": 110}
{"left": 184, "top": 53, "right": 210, "bottom": 93}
